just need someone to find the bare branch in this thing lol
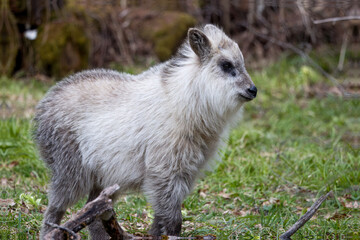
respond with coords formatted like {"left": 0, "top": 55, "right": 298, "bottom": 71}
{"left": 280, "top": 191, "right": 333, "bottom": 240}
{"left": 239, "top": 23, "right": 355, "bottom": 97}
{"left": 102, "top": 210, "right": 129, "bottom": 239}
{"left": 313, "top": 16, "right": 360, "bottom": 24}
{"left": 296, "top": 0, "right": 316, "bottom": 43}
{"left": 45, "top": 184, "right": 123, "bottom": 239}
{"left": 44, "top": 222, "right": 79, "bottom": 240}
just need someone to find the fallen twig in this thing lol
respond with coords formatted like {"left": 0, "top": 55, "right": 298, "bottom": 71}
{"left": 45, "top": 222, "right": 79, "bottom": 240}
{"left": 280, "top": 191, "right": 333, "bottom": 240}
{"left": 102, "top": 210, "right": 128, "bottom": 239}
{"left": 44, "top": 184, "right": 124, "bottom": 239}
{"left": 43, "top": 184, "right": 217, "bottom": 239}
{"left": 296, "top": 0, "right": 315, "bottom": 43}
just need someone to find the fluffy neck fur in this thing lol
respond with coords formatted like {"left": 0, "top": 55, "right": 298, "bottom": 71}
{"left": 158, "top": 42, "right": 241, "bottom": 140}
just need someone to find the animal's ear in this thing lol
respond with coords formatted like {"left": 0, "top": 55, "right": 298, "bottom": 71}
{"left": 188, "top": 28, "right": 211, "bottom": 60}
{"left": 204, "top": 24, "right": 220, "bottom": 33}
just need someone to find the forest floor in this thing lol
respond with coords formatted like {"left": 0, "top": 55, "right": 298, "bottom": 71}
{"left": 1, "top": 56, "right": 359, "bottom": 239}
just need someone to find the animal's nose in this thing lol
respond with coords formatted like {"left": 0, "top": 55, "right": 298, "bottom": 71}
{"left": 247, "top": 85, "right": 257, "bottom": 98}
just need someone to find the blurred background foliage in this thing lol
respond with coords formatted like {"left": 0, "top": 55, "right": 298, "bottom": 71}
{"left": 0, "top": 0, "right": 359, "bottom": 80}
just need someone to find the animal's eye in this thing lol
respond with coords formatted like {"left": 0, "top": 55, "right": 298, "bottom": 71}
{"left": 220, "top": 61, "right": 235, "bottom": 76}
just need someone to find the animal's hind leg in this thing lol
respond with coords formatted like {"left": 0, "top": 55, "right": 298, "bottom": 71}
{"left": 87, "top": 186, "right": 110, "bottom": 240}
{"left": 40, "top": 205, "right": 66, "bottom": 239}
{"left": 40, "top": 185, "right": 74, "bottom": 239}
{"left": 40, "top": 173, "right": 89, "bottom": 239}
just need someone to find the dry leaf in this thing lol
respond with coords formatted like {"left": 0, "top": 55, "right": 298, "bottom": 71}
{"left": 0, "top": 199, "right": 16, "bottom": 207}
{"left": 1, "top": 178, "right": 8, "bottom": 187}
{"left": 262, "top": 197, "right": 280, "bottom": 206}
{"left": 328, "top": 212, "right": 349, "bottom": 220}
{"left": 345, "top": 201, "right": 359, "bottom": 209}
{"left": 233, "top": 209, "right": 251, "bottom": 217}
{"left": 199, "top": 191, "right": 207, "bottom": 198}
{"left": 218, "top": 192, "right": 231, "bottom": 199}
{"left": 8, "top": 161, "right": 19, "bottom": 168}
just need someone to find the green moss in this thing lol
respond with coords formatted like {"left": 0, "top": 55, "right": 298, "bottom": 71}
{"left": 1, "top": 1, "right": 19, "bottom": 76}
{"left": 139, "top": 12, "right": 196, "bottom": 61}
{"left": 35, "top": 21, "right": 89, "bottom": 78}
{"left": 154, "top": 13, "right": 196, "bottom": 61}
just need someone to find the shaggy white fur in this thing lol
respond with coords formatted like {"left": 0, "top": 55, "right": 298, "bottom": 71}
{"left": 35, "top": 24, "right": 256, "bottom": 238}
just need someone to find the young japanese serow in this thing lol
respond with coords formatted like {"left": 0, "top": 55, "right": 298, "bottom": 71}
{"left": 35, "top": 24, "right": 257, "bottom": 239}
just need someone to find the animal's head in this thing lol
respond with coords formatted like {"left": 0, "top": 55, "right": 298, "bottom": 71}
{"left": 187, "top": 24, "right": 257, "bottom": 111}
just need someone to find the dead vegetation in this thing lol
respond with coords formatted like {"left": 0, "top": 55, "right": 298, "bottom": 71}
{"left": 2, "top": 0, "right": 360, "bottom": 79}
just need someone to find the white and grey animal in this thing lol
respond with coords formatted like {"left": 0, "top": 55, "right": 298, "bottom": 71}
{"left": 35, "top": 24, "right": 257, "bottom": 239}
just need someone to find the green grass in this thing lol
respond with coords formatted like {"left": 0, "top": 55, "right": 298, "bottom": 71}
{"left": 1, "top": 58, "right": 359, "bottom": 239}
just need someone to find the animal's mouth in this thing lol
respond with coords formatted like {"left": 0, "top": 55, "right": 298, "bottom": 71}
{"left": 238, "top": 93, "right": 254, "bottom": 101}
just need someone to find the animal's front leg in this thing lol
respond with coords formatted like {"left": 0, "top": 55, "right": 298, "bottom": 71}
{"left": 145, "top": 173, "right": 191, "bottom": 236}
{"left": 150, "top": 206, "right": 182, "bottom": 236}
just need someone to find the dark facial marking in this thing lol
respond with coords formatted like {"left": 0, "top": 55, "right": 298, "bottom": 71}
{"left": 220, "top": 60, "right": 236, "bottom": 77}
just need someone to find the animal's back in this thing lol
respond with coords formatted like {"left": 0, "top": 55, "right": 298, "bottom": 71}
{"left": 34, "top": 68, "right": 167, "bottom": 197}
{"left": 35, "top": 68, "right": 145, "bottom": 213}
{"left": 34, "top": 69, "right": 133, "bottom": 170}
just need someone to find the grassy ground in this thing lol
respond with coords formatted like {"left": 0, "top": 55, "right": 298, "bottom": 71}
{"left": 1, "top": 57, "right": 359, "bottom": 239}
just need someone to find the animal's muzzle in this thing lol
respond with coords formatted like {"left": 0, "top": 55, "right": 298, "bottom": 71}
{"left": 246, "top": 85, "right": 257, "bottom": 98}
